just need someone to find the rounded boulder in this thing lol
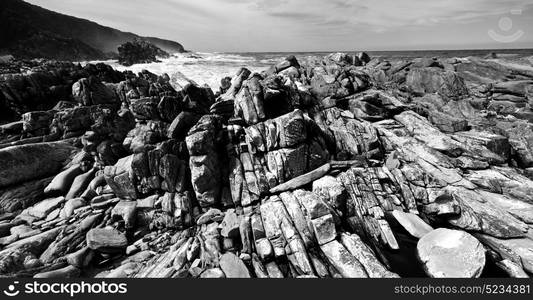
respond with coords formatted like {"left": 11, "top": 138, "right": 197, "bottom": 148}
{"left": 417, "top": 228, "right": 485, "bottom": 278}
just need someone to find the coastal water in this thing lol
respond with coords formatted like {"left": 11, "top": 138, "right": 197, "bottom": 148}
{"left": 90, "top": 49, "right": 533, "bottom": 91}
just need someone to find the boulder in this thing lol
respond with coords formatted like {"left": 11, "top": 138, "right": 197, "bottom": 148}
{"left": 326, "top": 53, "right": 354, "bottom": 66}
{"left": 45, "top": 165, "right": 83, "bottom": 195}
{"left": 219, "top": 252, "right": 251, "bottom": 278}
{"left": 66, "top": 247, "right": 94, "bottom": 268}
{"left": 313, "top": 176, "right": 347, "bottom": 215}
{"left": 22, "top": 110, "right": 55, "bottom": 135}
{"left": 293, "top": 190, "right": 330, "bottom": 219}
{"left": 218, "top": 68, "right": 251, "bottom": 101}
{"left": 158, "top": 96, "right": 182, "bottom": 122}
{"left": 167, "top": 112, "right": 201, "bottom": 140}
{"left": 86, "top": 228, "right": 128, "bottom": 253}
{"left": 0, "top": 176, "right": 53, "bottom": 213}
{"left": 181, "top": 83, "right": 215, "bottom": 114}
{"left": 111, "top": 200, "right": 137, "bottom": 229}
{"left": 196, "top": 208, "right": 224, "bottom": 225}
{"left": 131, "top": 98, "right": 160, "bottom": 120}
{"left": 244, "top": 109, "right": 307, "bottom": 153}
{"left": 72, "top": 77, "right": 117, "bottom": 106}
{"left": 267, "top": 55, "right": 301, "bottom": 74}
{"left": 357, "top": 52, "right": 371, "bottom": 65}
{"left": 25, "top": 196, "right": 65, "bottom": 220}
{"left": 234, "top": 74, "right": 266, "bottom": 125}
{"left": 118, "top": 39, "right": 169, "bottom": 66}
{"left": 186, "top": 115, "right": 223, "bottom": 208}
{"left": 417, "top": 228, "right": 486, "bottom": 278}
{"left": 123, "top": 121, "right": 168, "bottom": 153}
{"left": 61, "top": 198, "right": 87, "bottom": 218}
{"left": 0, "top": 142, "right": 77, "bottom": 188}
{"left": 104, "top": 155, "right": 138, "bottom": 200}
{"left": 406, "top": 68, "right": 469, "bottom": 99}
{"left": 65, "top": 168, "right": 96, "bottom": 200}
{"left": 310, "top": 72, "right": 342, "bottom": 100}
{"left": 200, "top": 268, "right": 226, "bottom": 278}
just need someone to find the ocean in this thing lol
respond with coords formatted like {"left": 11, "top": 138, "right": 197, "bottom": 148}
{"left": 88, "top": 49, "right": 533, "bottom": 91}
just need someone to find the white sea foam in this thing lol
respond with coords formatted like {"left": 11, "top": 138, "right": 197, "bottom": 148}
{"left": 85, "top": 52, "right": 271, "bottom": 91}
{"left": 488, "top": 58, "right": 533, "bottom": 73}
{"left": 85, "top": 50, "right": 533, "bottom": 91}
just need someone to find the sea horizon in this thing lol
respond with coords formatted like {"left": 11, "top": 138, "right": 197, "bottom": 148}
{"left": 222, "top": 47, "right": 533, "bottom": 54}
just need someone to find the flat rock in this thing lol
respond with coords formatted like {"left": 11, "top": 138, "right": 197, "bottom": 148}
{"left": 417, "top": 228, "right": 486, "bottom": 278}
{"left": 219, "top": 252, "right": 251, "bottom": 278}
{"left": 10, "top": 224, "right": 33, "bottom": 237}
{"left": 45, "top": 165, "right": 83, "bottom": 195}
{"left": 86, "top": 228, "right": 128, "bottom": 253}
{"left": 0, "top": 176, "right": 53, "bottom": 213}
{"left": 279, "top": 192, "right": 315, "bottom": 247}
{"left": 340, "top": 233, "right": 398, "bottom": 278}
{"left": 34, "top": 265, "right": 81, "bottom": 278}
{"left": 0, "top": 142, "right": 77, "bottom": 188}
{"left": 320, "top": 240, "right": 368, "bottom": 278}
{"left": 445, "top": 186, "right": 529, "bottom": 238}
{"left": 391, "top": 210, "right": 433, "bottom": 239}
{"left": 197, "top": 208, "right": 224, "bottom": 225}
{"left": 200, "top": 268, "right": 226, "bottom": 278}
{"left": 475, "top": 233, "right": 533, "bottom": 274}
{"left": 25, "top": 197, "right": 65, "bottom": 220}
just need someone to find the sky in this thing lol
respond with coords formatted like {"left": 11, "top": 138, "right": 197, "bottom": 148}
{"left": 26, "top": 0, "right": 533, "bottom": 52}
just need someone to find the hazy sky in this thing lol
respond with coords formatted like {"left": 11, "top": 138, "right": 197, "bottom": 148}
{"left": 26, "top": 0, "right": 533, "bottom": 52}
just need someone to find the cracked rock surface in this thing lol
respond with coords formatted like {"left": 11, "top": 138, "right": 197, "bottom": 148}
{"left": 0, "top": 53, "right": 533, "bottom": 278}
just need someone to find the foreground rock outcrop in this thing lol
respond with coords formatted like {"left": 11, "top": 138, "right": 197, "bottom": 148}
{"left": 0, "top": 51, "right": 533, "bottom": 278}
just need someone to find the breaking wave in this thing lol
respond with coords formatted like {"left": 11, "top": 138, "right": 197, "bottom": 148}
{"left": 86, "top": 52, "right": 277, "bottom": 91}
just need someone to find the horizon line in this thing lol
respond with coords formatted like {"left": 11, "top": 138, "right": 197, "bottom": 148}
{"left": 194, "top": 47, "right": 533, "bottom": 54}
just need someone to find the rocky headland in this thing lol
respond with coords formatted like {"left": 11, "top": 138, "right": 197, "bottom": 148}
{"left": 0, "top": 51, "right": 532, "bottom": 278}
{"left": 0, "top": 0, "right": 185, "bottom": 61}
{"left": 118, "top": 39, "right": 170, "bottom": 67}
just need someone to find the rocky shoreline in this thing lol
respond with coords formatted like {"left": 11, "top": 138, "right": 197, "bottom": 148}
{"left": 0, "top": 51, "right": 532, "bottom": 278}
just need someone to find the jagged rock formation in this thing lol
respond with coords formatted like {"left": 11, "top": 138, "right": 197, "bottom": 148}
{"left": 118, "top": 39, "right": 170, "bottom": 67}
{"left": 0, "top": 52, "right": 532, "bottom": 278}
{"left": 0, "top": 60, "right": 124, "bottom": 124}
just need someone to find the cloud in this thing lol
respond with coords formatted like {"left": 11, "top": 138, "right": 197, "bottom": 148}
{"left": 268, "top": 11, "right": 318, "bottom": 20}
{"left": 246, "top": 0, "right": 533, "bottom": 30}
{"left": 24, "top": 0, "right": 533, "bottom": 51}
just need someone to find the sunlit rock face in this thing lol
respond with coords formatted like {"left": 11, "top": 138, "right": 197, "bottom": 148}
{"left": 1, "top": 51, "right": 533, "bottom": 279}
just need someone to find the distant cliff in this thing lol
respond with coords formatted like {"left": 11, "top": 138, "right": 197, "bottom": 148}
{"left": 118, "top": 39, "right": 170, "bottom": 66}
{"left": 0, "top": 0, "right": 185, "bottom": 61}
